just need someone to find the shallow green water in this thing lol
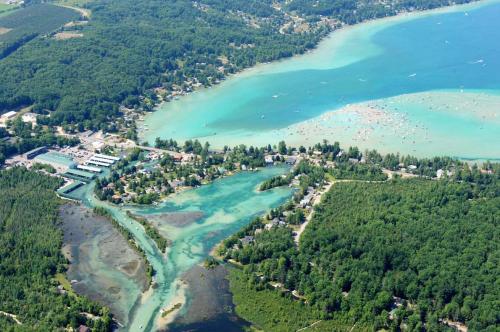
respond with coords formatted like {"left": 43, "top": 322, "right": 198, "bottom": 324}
{"left": 74, "top": 167, "right": 292, "bottom": 331}
{"left": 143, "top": 0, "right": 500, "bottom": 159}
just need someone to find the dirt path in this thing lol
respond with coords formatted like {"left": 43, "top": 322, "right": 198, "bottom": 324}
{"left": 0, "top": 311, "right": 22, "bottom": 325}
{"left": 294, "top": 178, "right": 389, "bottom": 245}
{"left": 296, "top": 320, "right": 322, "bottom": 331}
{"left": 56, "top": 4, "right": 91, "bottom": 18}
{"left": 293, "top": 181, "right": 333, "bottom": 245}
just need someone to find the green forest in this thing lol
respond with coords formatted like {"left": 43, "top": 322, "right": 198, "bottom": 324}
{"left": 0, "top": 168, "right": 112, "bottom": 331}
{"left": 225, "top": 173, "right": 499, "bottom": 331}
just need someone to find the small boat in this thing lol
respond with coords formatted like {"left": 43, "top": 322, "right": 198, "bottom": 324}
{"left": 408, "top": 73, "right": 417, "bottom": 78}
{"left": 272, "top": 95, "right": 279, "bottom": 98}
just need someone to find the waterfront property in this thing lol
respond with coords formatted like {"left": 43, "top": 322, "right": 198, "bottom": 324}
{"left": 94, "top": 153, "right": 120, "bottom": 162}
{"left": 77, "top": 165, "right": 102, "bottom": 173}
{"left": 63, "top": 169, "right": 96, "bottom": 183}
{"left": 57, "top": 181, "right": 84, "bottom": 199}
{"left": 87, "top": 160, "right": 111, "bottom": 167}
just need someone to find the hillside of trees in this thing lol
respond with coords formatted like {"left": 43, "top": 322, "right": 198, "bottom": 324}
{"left": 226, "top": 171, "right": 499, "bottom": 330}
{"left": 0, "top": 0, "right": 474, "bottom": 131}
{"left": 0, "top": 168, "right": 112, "bottom": 331}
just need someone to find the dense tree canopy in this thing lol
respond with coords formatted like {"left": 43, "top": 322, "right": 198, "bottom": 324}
{"left": 0, "top": 168, "right": 112, "bottom": 331}
{"left": 226, "top": 173, "right": 499, "bottom": 331}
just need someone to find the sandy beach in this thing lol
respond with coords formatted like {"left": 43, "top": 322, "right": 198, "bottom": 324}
{"left": 235, "top": 90, "right": 500, "bottom": 158}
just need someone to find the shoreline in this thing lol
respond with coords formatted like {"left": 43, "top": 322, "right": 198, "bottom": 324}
{"left": 146, "top": 89, "right": 500, "bottom": 161}
{"left": 139, "top": 0, "right": 495, "bottom": 144}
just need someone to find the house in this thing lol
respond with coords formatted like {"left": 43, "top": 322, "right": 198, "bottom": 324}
{"left": 1, "top": 111, "right": 17, "bottom": 121}
{"left": 78, "top": 325, "right": 91, "bottom": 332}
{"left": 313, "top": 150, "right": 322, "bottom": 156}
{"left": 21, "top": 112, "right": 38, "bottom": 124}
{"left": 285, "top": 156, "right": 297, "bottom": 165}
{"left": 436, "top": 169, "right": 444, "bottom": 179}
{"left": 240, "top": 235, "right": 254, "bottom": 246}
{"left": 267, "top": 218, "right": 286, "bottom": 229}
{"left": 182, "top": 153, "right": 195, "bottom": 162}
{"left": 300, "top": 193, "right": 314, "bottom": 208}
{"left": 348, "top": 158, "right": 359, "bottom": 164}
{"left": 264, "top": 155, "right": 274, "bottom": 165}
{"left": 170, "top": 179, "right": 184, "bottom": 188}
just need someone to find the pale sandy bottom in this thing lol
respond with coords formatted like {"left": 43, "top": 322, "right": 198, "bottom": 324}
{"left": 156, "top": 280, "right": 188, "bottom": 329}
{"left": 193, "top": 90, "right": 500, "bottom": 159}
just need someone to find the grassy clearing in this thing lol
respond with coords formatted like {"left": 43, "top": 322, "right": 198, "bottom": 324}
{"left": 54, "top": 273, "right": 77, "bottom": 297}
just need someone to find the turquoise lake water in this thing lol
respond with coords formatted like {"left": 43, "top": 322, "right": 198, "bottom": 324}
{"left": 143, "top": 0, "right": 500, "bottom": 159}
{"left": 73, "top": 167, "right": 292, "bottom": 331}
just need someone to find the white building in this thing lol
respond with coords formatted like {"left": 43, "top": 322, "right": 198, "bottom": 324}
{"left": 21, "top": 113, "right": 38, "bottom": 125}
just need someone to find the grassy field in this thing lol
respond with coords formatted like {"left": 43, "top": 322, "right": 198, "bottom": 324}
{"left": 228, "top": 268, "right": 368, "bottom": 332}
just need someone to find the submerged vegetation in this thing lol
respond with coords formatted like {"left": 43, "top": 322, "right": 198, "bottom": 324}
{"left": 93, "top": 207, "right": 155, "bottom": 285}
{"left": 0, "top": 167, "right": 112, "bottom": 331}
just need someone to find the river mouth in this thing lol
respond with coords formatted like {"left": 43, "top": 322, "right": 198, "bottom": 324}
{"left": 60, "top": 203, "right": 149, "bottom": 326}
{"left": 66, "top": 166, "right": 293, "bottom": 331}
